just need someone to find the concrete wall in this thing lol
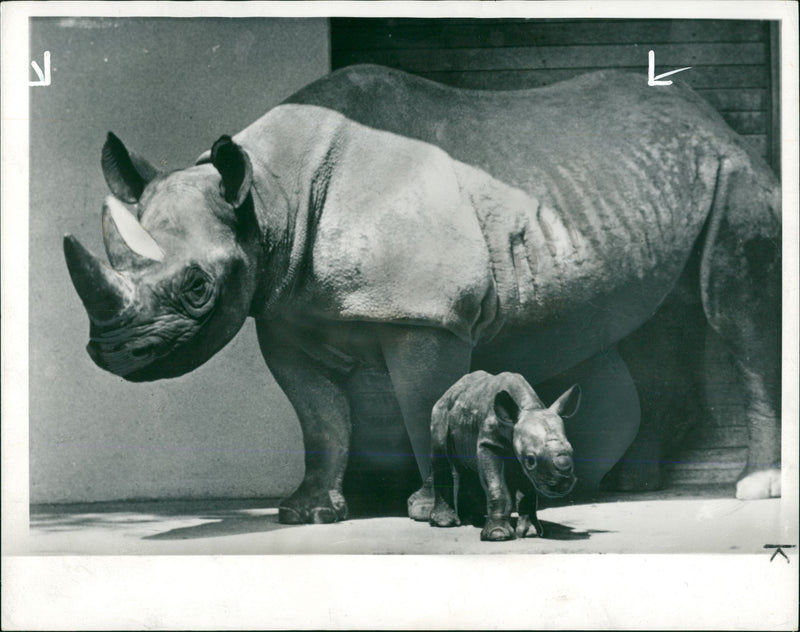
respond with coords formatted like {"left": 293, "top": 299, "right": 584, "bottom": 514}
{"left": 29, "top": 18, "right": 330, "bottom": 503}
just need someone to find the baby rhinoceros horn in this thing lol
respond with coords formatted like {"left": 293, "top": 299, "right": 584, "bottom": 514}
{"left": 63, "top": 234, "right": 134, "bottom": 324}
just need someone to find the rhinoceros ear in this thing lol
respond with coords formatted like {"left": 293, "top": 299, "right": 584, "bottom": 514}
{"left": 494, "top": 390, "right": 520, "bottom": 427}
{"left": 211, "top": 135, "right": 253, "bottom": 209}
{"left": 101, "top": 132, "right": 159, "bottom": 204}
{"left": 550, "top": 384, "right": 581, "bottom": 419}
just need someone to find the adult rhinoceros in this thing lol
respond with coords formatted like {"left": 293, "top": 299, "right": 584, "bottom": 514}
{"left": 63, "top": 66, "right": 781, "bottom": 523}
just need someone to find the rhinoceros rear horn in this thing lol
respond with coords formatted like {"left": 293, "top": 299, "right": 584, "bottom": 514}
{"left": 211, "top": 135, "right": 253, "bottom": 208}
{"left": 102, "top": 132, "right": 159, "bottom": 204}
{"left": 102, "top": 196, "right": 165, "bottom": 268}
{"left": 64, "top": 234, "right": 133, "bottom": 323}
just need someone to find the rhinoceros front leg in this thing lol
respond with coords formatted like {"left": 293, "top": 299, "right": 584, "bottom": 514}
{"left": 257, "top": 321, "right": 351, "bottom": 524}
{"left": 378, "top": 325, "right": 472, "bottom": 521}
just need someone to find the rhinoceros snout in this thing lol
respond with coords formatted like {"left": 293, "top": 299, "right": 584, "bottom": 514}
{"left": 534, "top": 454, "right": 577, "bottom": 498}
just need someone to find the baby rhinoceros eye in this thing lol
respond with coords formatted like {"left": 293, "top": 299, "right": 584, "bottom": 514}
{"left": 180, "top": 265, "right": 214, "bottom": 315}
{"left": 523, "top": 455, "right": 537, "bottom": 470}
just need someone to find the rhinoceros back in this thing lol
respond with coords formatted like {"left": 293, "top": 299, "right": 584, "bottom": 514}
{"left": 275, "top": 66, "right": 775, "bottom": 350}
{"left": 285, "top": 65, "right": 748, "bottom": 196}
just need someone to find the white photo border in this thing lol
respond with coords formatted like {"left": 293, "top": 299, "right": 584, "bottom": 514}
{"left": 2, "top": 1, "right": 798, "bottom": 629}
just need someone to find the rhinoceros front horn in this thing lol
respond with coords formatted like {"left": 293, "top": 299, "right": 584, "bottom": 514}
{"left": 63, "top": 234, "right": 133, "bottom": 324}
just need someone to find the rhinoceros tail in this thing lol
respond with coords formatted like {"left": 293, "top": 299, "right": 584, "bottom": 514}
{"left": 699, "top": 157, "right": 781, "bottom": 354}
{"left": 698, "top": 155, "right": 781, "bottom": 483}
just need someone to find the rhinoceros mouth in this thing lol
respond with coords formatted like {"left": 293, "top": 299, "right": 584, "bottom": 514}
{"left": 87, "top": 336, "right": 170, "bottom": 378}
{"left": 87, "top": 337, "right": 184, "bottom": 381}
{"left": 86, "top": 311, "right": 181, "bottom": 375}
{"left": 86, "top": 307, "right": 218, "bottom": 381}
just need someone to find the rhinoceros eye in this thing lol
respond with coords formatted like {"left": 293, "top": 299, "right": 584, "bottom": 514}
{"left": 180, "top": 265, "right": 214, "bottom": 314}
{"left": 523, "top": 455, "right": 537, "bottom": 470}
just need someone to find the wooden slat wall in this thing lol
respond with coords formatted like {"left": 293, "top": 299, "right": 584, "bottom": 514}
{"left": 331, "top": 18, "right": 777, "bottom": 169}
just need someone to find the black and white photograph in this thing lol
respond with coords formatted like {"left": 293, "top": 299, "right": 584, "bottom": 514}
{"left": 2, "top": 2, "right": 798, "bottom": 629}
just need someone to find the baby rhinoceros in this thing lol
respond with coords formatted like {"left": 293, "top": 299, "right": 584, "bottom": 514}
{"left": 429, "top": 371, "right": 581, "bottom": 541}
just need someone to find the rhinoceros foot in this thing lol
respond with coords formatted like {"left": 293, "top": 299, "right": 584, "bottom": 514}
{"left": 407, "top": 477, "right": 435, "bottom": 521}
{"left": 481, "top": 517, "right": 516, "bottom": 542}
{"left": 735, "top": 468, "right": 781, "bottom": 500}
{"left": 430, "top": 503, "right": 460, "bottom": 528}
{"left": 600, "top": 459, "right": 664, "bottom": 493}
{"left": 278, "top": 488, "right": 348, "bottom": 524}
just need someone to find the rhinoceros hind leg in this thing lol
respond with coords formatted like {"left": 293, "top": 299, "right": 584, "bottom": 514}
{"left": 377, "top": 325, "right": 471, "bottom": 520}
{"left": 700, "top": 164, "right": 781, "bottom": 499}
{"left": 379, "top": 325, "right": 471, "bottom": 482}
{"left": 731, "top": 362, "right": 781, "bottom": 499}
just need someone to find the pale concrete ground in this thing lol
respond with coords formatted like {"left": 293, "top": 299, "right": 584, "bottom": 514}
{"left": 22, "top": 486, "right": 789, "bottom": 556}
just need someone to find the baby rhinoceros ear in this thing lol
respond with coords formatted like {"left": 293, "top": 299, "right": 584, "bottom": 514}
{"left": 494, "top": 390, "right": 520, "bottom": 427}
{"left": 211, "top": 135, "right": 253, "bottom": 209}
{"left": 550, "top": 384, "right": 582, "bottom": 419}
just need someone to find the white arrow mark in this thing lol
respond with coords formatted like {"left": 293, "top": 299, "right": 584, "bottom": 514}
{"left": 648, "top": 50, "right": 691, "bottom": 86}
{"left": 30, "top": 51, "right": 51, "bottom": 87}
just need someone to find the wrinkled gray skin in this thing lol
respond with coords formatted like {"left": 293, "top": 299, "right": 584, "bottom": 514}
{"left": 64, "top": 66, "right": 781, "bottom": 524}
{"left": 429, "top": 371, "right": 580, "bottom": 541}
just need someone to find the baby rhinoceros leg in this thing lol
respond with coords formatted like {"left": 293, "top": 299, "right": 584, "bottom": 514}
{"left": 482, "top": 516, "right": 516, "bottom": 541}
{"left": 430, "top": 466, "right": 461, "bottom": 527}
{"left": 515, "top": 491, "right": 544, "bottom": 538}
{"left": 478, "top": 445, "right": 516, "bottom": 541}
{"left": 428, "top": 405, "right": 461, "bottom": 528}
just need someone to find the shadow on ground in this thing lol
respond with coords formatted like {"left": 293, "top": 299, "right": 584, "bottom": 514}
{"left": 143, "top": 512, "right": 291, "bottom": 540}
{"left": 31, "top": 498, "right": 289, "bottom": 541}
{"left": 451, "top": 518, "right": 614, "bottom": 541}
{"left": 537, "top": 520, "right": 613, "bottom": 540}
{"left": 143, "top": 514, "right": 612, "bottom": 542}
